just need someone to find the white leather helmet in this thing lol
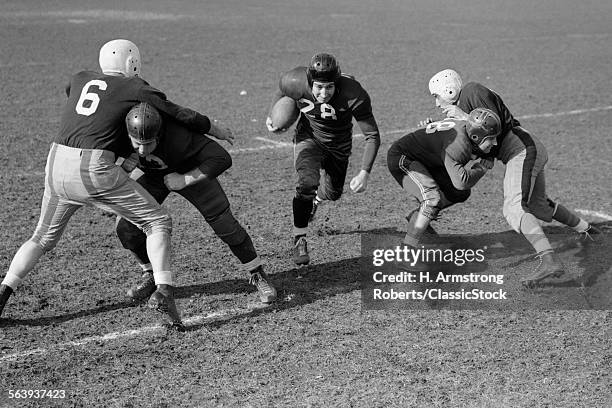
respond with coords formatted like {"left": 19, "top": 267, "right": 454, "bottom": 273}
{"left": 428, "top": 69, "right": 462, "bottom": 104}
{"left": 99, "top": 39, "right": 141, "bottom": 77}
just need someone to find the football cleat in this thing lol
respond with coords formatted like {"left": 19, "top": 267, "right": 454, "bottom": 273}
{"left": 579, "top": 225, "right": 603, "bottom": 242}
{"left": 293, "top": 236, "right": 310, "bottom": 265}
{"left": 148, "top": 287, "right": 185, "bottom": 331}
{"left": 249, "top": 266, "right": 277, "bottom": 304}
{"left": 521, "top": 251, "right": 565, "bottom": 289}
{"left": 0, "top": 284, "right": 14, "bottom": 318}
{"left": 127, "top": 271, "right": 156, "bottom": 302}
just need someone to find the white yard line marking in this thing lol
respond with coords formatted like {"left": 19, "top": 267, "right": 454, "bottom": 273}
{"left": 11, "top": 105, "right": 612, "bottom": 178}
{"left": 0, "top": 307, "right": 256, "bottom": 363}
{"left": 254, "top": 136, "right": 293, "bottom": 147}
{"left": 350, "top": 105, "right": 612, "bottom": 139}
{"left": 575, "top": 209, "right": 612, "bottom": 221}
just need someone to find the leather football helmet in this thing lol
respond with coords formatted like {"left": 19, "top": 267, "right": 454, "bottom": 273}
{"left": 466, "top": 108, "right": 502, "bottom": 145}
{"left": 125, "top": 103, "right": 162, "bottom": 143}
{"left": 99, "top": 39, "right": 141, "bottom": 77}
{"left": 428, "top": 69, "right": 462, "bottom": 104}
{"left": 307, "top": 53, "right": 341, "bottom": 84}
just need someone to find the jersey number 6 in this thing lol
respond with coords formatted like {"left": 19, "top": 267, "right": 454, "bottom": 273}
{"left": 75, "top": 80, "right": 108, "bottom": 116}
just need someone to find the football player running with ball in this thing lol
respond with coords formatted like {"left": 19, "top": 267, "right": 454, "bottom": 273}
{"left": 0, "top": 39, "right": 231, "bottom": 329}
{"left": 424, "top": 69, "right": 602, "bottom": 287}
{"left": 388, "top": 108, "right": 500, "bottom": 247}
{"left": 116, "top": 103, "right": 277, "bottom": 304}
{"left": 266, "top": 53, "right": 381, "bottom": 265}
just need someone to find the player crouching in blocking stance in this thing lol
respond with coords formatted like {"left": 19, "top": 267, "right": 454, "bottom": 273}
{"left": 388, "top": 108, "right": 500, "bottom": 248}
{"left": 426, "top": 69, "right": 602, "bottom": 287}
{"left": 116, "top": 103, "right": 277, "bottom": 304}
{"left": 266, "top": 53, "right": 381, "bottom": 265}
{"left": 0, "top": 39, "right": 224, "bottom": 329}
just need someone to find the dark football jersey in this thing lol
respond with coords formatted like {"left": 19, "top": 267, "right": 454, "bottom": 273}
{"left": 277, "top": 67, "right": 380, "bottom": 171}
{"left": 55, "top": 71, "right": 211, "bottom": 158}
{"left": 455, "top": 82, "right": 524, "bottom": 163}
{"left": 388, "top": 119, "right": 486, "bottom": 190}
{"left": 137, "top": 118, "right": 231, "bottom": 178}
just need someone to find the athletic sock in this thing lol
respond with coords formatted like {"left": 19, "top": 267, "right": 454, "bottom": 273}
{"left": 520, "top": 213, "right": 553, "bottom": 254}
{"left": 293, "top": 197, "right": 313, "bottom": 229}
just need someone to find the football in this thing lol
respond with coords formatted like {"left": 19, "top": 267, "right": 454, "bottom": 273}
{"left": 270, "top": 96, "right": 299, "bottom": 130}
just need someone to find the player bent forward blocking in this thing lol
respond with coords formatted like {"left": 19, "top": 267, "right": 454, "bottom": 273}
{"left": 0, "top": 39, "right": 234, "bottom": 330}
{"left": 388, "top": 108, "right": 500, "bottom": 249}
{"left": 116, "top": 103, "right": 277, "bottom": 304}
{"left": 424, "top": 69, "right": 602, "bottom": 288}
{"left": 266, "top": 53, "right": 381, "bottom": 265}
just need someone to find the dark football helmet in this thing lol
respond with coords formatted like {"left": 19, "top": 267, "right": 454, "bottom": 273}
{"left": 307, "top": 53, "right": 341, "bottom": 84}
{"left": 466, "top": 108, "right": 501, "bottom": 145}
{"left": 125, "top": 102, "right": 162, "bottom": 143}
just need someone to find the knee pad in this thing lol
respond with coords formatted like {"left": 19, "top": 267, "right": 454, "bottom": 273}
{"left": 32, "top": 234, "right": 61, "bottom": 253}
{"left": 295, "top": 185, "right": 317, "bottom": 201}
{"left": 143, "top": 210, "right": 172, "bottom": 236}
{"left": 421, "top": 189, "right": 442, "bottom": 220}
{"left": 208, "top": 207, "right": 248, "bottom": 247}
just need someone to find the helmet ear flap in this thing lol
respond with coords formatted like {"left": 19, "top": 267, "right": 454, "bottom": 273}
{"left": 125, "top": 55, "right": 141, "bottom": 77}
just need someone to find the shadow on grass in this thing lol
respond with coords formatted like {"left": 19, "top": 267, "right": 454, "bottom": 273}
{"left": 338, "top": 221, "right": 611, "bottom": 289}
{"left": 2, "top": 222, "right": 609, "bottom": 328}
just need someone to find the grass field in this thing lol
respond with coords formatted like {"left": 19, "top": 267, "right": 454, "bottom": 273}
{"left": 0, "top": 0, "right": 611, "bottom": 407}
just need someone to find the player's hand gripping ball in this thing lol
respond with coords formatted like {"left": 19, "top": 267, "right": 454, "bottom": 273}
{"left": 268, "top": 96, "right": 299, "bottom": 132}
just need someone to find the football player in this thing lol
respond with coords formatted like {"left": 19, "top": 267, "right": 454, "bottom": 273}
{"left": 116, "top": 103, "right": 277, "bottom": 304}
{"left": 0, "top": 39, "right": 232, "bottom": 329}
{"left": 266, "top": 53, "right": 381, "bottom": 265}
{"left": 423, "top": 69, "right": 602, "bottom": 287}
{"left": 388, "top": 108, "right": 500, "bottom": 247}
